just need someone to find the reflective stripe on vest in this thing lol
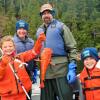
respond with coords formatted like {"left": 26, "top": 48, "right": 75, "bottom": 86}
{"left": 84, "top": 87, "right": 100, "bottom": 91}
{"left": 84, "top": 76, "right": 100, "bottom": 91}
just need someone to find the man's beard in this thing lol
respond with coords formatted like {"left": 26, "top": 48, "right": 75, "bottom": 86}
{"left": 43, "top": 17, "right": 51, "bottom": 24}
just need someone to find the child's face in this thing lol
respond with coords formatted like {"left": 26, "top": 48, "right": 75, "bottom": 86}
{"left": 2, "top": 41, "right": 15, "bottom": 56}
{"left": 17, "top": 28, "right": 27, "bottom": 40}
{"left": 84, "top": 57, "right": 96, "bottom": 69}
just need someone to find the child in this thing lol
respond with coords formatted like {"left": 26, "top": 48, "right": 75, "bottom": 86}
{"left": 0, "top": 35, "right": 45, "bottom": 100}
{"left": 79, "top": 47, "right": 100, "bottom": 100}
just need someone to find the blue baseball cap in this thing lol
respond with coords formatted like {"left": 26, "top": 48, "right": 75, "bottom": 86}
{"left": 81, "top": 47, "right": 99, "bottom": 61}
{"left": 16, "top": 20, "right": 29, "bottom": 31}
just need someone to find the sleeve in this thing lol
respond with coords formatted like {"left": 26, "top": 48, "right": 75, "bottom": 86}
{"left": 0, "top": 61, "right": 6, "bottom": 79}
{"left": 62, "top": 24, "right": 77, "bottom": 61}
{"left": 79, "top": 72, "right": 85, "bottom": 90}
{"left": 0, "top": 55, "right": 12, "bottom": 79}
{"left": 19, "top": 32, "right": 46, "bottom": 62}
{"left": 17, "top": 50, "right": 37, "bottom": 62}
{"left": 79, "top": 74, "right": 86, "bottom": 99}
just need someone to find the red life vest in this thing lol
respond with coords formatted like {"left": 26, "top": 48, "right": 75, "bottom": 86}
{"left": 80, "top": 67, "right": 100, "bottom": 100}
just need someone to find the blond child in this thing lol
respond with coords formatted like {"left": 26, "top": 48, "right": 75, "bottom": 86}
{"left": 80, "top": 47, "right": 100, "bottom": 100}
{"left": 0, "top": 35, "right": 45, "bottom": 100}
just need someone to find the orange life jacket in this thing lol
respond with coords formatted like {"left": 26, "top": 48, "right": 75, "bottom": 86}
{"left": 80, "top": 67, "right": 100, "bottom": 100}
{"left": 0, "top": 49, "right": 36, "bottom": 96}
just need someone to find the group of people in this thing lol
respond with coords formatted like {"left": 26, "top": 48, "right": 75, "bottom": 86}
{"left": 0, "top": 3, "right": 100, "bottom": 100}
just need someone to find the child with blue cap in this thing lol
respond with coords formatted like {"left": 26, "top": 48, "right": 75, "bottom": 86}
{"left": 14, "top": 20, "right": 38, "bottom": 100}
{"left": 16, "top": 20, "right": 29, "bottom": 31}
{"left": 79, "top": 47, "right": 100, "bottom": 100}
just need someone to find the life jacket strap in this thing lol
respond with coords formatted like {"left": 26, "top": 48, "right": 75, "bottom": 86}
{"left": 84, "top": 76, "right": 100, "bottom": 81}
{"left": 84, "top": 87, "right": 100, "bottom": 91}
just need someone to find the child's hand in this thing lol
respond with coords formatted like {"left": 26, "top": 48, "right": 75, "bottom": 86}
{"left": 1, "top": 55, "right": 11, "bottom": 65}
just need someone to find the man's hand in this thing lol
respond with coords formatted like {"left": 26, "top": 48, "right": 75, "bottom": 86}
{"left": 67, "top": 61, "right": 77, "bottom": 84}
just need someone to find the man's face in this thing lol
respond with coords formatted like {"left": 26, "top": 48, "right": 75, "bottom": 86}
{"left": 2, "top": 41, "right": 15, "bottom": 56}
{"left": 84, "top": 57, "right": 96, "bottom": 69}
{"left": 41, "top": 10, "right": 53, "bottom": 24}
{"left": 17, "top": 28, "right": 27, "bottom": 40}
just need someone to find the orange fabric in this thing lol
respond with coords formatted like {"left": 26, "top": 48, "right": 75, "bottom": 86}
{"left": 0, "top": 33, "right": 46, "bottom": 98}
{"left": 0, "top": 56, "right": 12, "bottom": 79}
{"left": 0, "top": 49, "right": 40, "bottom": 97}
{"left": 80, "top": 67, "right": 100, "bottom": 100}
{"left": 40, "top": 48, "right": 52, "bottom": 88}
{"left": 1, "top": 55, "right": 12, "bottom": 65}
{"left": 0, "top": 63, "right": 6, "bottom": 79}
{"left": 1, "top": 93, "right": 26, "bottom": 100}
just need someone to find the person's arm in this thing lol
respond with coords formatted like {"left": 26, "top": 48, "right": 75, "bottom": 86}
{"left": 19, "top": 33, "right": 46, "bottom": 62}
{"left": 0, "top": 56, "right": 11, "bottom": 79}
{"left": 0, "top": 62, "right": 6, "bottom": 79}
{"left": 63, "top": 24, "right": 77, "bottom": 61}
{"left": 79, "top": 73, "right": 86, "bottom": 100}
{"left": 63, "top": 24, "right": 77, "bottom": 84}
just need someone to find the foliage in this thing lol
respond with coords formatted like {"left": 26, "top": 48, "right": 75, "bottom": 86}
{"left": 0, "top": 0, "right": 100, "bottom": 49}
{"left": 0, "top": 0, "right": 100, "bottom": 73}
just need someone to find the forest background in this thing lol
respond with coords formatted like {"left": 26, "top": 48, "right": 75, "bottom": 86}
{"left": 0, "top": 0, "right": 100, "bottom": 72}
